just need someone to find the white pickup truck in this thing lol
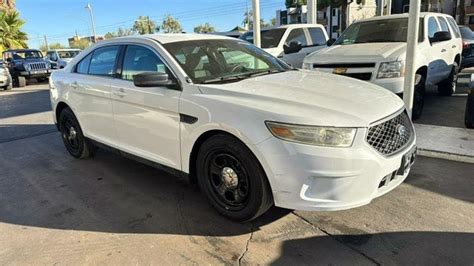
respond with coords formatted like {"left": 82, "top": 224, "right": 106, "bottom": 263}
{"left": 303, "top": 13, "right": 463, "bottom": 119}
{"left": 240, "top": 24, "right": 329, "bottom": 68}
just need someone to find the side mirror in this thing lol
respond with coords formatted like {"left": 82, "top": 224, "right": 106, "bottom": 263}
{"left": 431, "top": 31, "right": 451, "bottom": 43}
{"left": 283, "top": 41, "right": 303, "bottom": 54}
{"left": 133, "top": 72, "right": 177, "bottom": 88}
{"left": 6, "top": 57, "right": 12, "bottom": 63}
{"left": 326, "top": 38, "right": 336, "bottom": 46}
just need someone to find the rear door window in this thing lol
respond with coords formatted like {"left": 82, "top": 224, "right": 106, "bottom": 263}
{"left": 88, "top": 46, "right": 120, "bottom": 76}
{"left": 308, "top": 27, "right": 327, "bottom": 46}
{"left": 286, "top": 28, "right": 308, "bottom": 46}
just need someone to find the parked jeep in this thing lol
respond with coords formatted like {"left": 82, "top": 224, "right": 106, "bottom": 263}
{"left": 3, "top": 49, "right": 52, "bottom": 87}
{"left": 303, "top": 13, "right": 463, "bottom": 120}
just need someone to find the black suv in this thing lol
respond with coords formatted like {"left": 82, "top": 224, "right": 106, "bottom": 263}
{"left": 2, "top": 49, "right": 52, "bottom": 87}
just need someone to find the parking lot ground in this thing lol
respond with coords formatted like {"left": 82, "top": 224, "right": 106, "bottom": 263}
{"left": 0, "top": 84, "right": 473, "bottom": 264}
{"left": 416, "top": 85, "right": 469, "bottom": 128}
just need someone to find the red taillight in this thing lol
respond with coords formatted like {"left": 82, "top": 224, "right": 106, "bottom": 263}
{"left": 463, "top": 40, "right": 470, "bottom": 49}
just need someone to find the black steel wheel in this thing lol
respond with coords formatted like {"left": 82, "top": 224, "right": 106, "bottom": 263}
{"left": 196, "top": 134, "right": 273, "bottom": 222}
{"left": 59, "top": 107, "right": 95, "bottom": 159}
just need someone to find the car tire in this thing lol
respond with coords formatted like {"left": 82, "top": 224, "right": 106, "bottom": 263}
{"left": 438, "top": 62, "right": 458, "bottom": 96}
{"left": 6, "top": 84, "right": 12, "bottom": 90}
{"left": 196, "top": 134, "right": 273, "bottom": 222}
{"left": 412, "top": 75, "right": 425, "bottom": 120}
{"left": 16, "top": 76, "right": 26, "bottom": 88}
{"left": 58, "top": 107, "right": 95, "bottom": 159}
{"left": 466, "top": 90, "right": 474, "bottom": 129}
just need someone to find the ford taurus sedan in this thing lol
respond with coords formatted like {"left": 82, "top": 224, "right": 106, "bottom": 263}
{"left": 50, "top": 34, "right": 416, "bottom": 222}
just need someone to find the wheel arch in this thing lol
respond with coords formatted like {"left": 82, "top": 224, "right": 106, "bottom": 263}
{"left": 455, "top": 54, "right": 461, "bottom": 66}
{"left": 416, "top": 65, "right": 428, "bottom": 79}
{"left": 186, "top": 129, "right": 274, "bottom": 190}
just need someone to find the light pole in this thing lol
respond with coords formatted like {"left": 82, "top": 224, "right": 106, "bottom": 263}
{"left": 85, "top": 3, "right": 97, "bottom": 43}
{"left": 403, "top": 0, "right": 421, "bottom": 118}
{"left": 308, "top": 0, "right": 317, "bottom": 24}
{"left": 252, "top": 0, "right": 261, "bottom": 48}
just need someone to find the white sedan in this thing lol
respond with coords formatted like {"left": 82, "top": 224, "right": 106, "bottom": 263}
{"left": 50, "top": 34, "right": 416, "bottom": 222}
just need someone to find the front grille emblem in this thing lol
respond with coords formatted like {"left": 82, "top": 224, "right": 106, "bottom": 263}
{"left": 333, "top": 67, "right": 347, "bottom": 74}
{"left": 396, "top": 124, "right": 407, "bottom": 137}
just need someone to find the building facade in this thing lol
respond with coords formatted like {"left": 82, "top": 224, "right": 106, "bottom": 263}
{"left": 276, "top": 0, "right": 377, "bottom": 40}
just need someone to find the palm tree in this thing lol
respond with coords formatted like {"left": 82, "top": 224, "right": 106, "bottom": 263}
{"left": 0, "top": 11, "right": 28, "bottom": 52}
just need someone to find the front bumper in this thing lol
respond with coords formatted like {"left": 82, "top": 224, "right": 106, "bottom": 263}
{"left": 0, "top": 74, "right": 11, "bottom": 87}
{"left": 20, "top": 69, "right": 52, "bottom": 79}
{"left": 256, "top": 127, "right": 416, "bottom": 211}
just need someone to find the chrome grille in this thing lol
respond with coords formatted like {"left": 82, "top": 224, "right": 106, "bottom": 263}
{"left": 366, "top": 111, "right": 413, "bottom": 156}
{"left": 27, "top": 62, "right": 48, "bottom": 70}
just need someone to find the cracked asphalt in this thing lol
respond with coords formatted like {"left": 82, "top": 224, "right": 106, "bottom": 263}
{"left": 0, "top": 84, "right": 473, "bottom": 265}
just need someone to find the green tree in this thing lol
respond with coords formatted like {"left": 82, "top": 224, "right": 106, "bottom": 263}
{"left": 70, "top": 38, "right": 90, "bottom": 50}
{"left": 242, "top": 11, "right": 268, "bottom": 30}
{"left": 133, "top": 16, "right": 156, "bottom": 35}
{"left": 285, "top": 0, "right": 307, "bottom": 8}
{"left": 104, "top": 31, "right": 116, "bottom": 39}
{"left": 159, "top": 15, "right": 183, "bottom": 33}
{"left": 104, "top": 27, "right": 133, "bottom": 39}
{"left": 0, "top": 11, "right": 28, "bottom": 52}
{"left": 193, "top": 22, "right": 216, "bottom": 33}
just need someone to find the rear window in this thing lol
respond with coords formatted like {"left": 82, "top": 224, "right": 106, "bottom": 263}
{"left": 240, "top": 28, "right": 286, "bottom": 49}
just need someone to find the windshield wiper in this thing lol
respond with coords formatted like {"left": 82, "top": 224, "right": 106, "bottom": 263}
{"left": 202, "top": 75, "right": 246, "bottom": 84}
{"left": 246, "top": 69, "right": 285, "bottom": 78}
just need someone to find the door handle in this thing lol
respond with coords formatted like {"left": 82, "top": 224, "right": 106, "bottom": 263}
{"left": 441, "top": 49, "right": 447, "bottom": 53}
{"left": 452, "top": 45, "right": 457, "bottom": 48}
{"left": 113, "top": 88, "right": 127, "bottom": 97}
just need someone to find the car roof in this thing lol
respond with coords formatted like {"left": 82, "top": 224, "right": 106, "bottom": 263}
{"left": 48, "top": 48, "right": 82, "bottom": 52}
{"left": 245, "top": 23, "right": 324, "bottom": 33}
{"left": 108, "top": 33, "right": 236, "bottom": 44}
{"left": 5, "top": 49, "right": 41, "bottom": 53}
{"left": 357, "top": 12, "right": 452, "bottom": 23}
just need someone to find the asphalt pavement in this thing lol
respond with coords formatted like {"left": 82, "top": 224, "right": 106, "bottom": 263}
{"left": 0, "top": 84, "right": 473, "bottom": 265}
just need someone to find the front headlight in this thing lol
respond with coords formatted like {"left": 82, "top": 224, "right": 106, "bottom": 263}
{"left": 23, "top": 63, "right": 31, "bottom": 71}
{"left": 45, "top": 61, "right": 51, "bottom": 69}
{"left": 377, "top": 61, "right": 404, "bottom": 79}
{"left": 266, "top": 121, "right": 357, "bottom": 147}
{"left": 302, "top": 63, "right": 312, "bottom": 70}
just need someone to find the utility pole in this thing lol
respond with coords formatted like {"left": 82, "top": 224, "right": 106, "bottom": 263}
{"left": 307, "top": 0, "right": 317, "bottom": 24}
{"left": 403, "top": 0, "right": 421, "bottom": 118}
{"left": 252, "top": 0, "right": 261, "bottom": 48}
{"left": 43, "top": 35, "right": 49, "bottom": 50}
{"left": 246, "top": 0, "right": 250, "bottom": 30}
{"left": 85, "top": 3, "right": 97, "bottom": 43}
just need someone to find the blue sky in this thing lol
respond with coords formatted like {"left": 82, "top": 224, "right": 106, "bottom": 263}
{"left": 18, "top": 0, "right": 284, "bottom": 48}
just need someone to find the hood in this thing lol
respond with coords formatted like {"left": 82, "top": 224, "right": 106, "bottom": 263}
{"left": 263, "top": 47, "right": 282, "bottom": 57}
{"left": 14, "top": 58, "right": 47, "bottom": 64}
{"left": 198, "top": 70, "right": 404, "bottom": 127}
{"left": 305, "top": 43, "right": 406, "bottom": 63}
{"left": 60, "top": 58, "right": 73, "bottom": 63}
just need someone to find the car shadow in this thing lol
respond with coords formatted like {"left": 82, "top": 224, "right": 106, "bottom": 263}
{"left": 0, "top": 135, "right": 291, "bottom": 237}
{"left": 0, "top": 124, "right": 57, "bottom": 143}
{"left": 0, "top": 89, "right": 52, "bottom": 119}
{"left": 272, "top": 231, "right": 474, "bottom": 265}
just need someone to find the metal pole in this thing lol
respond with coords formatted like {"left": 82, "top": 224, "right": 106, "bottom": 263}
{"left": 378, "top": 0, "right": 385, "bottom": 16}
{"left": 252, "top": 0, "right": 261, "bottom": 48}
{"left": 386, "top": 0, "right": 392, "bottom": 15}
{"left": 85, "top": 3, "right": 97, "bottom": 43}
{"left": 308, "top": 0, "right": 317, "bottom": 24}
{"left": 43, "top": 35, "right": 49, "bottom": 50}
{"left": 403, "top": 0, "right": 421, "bottom": 118}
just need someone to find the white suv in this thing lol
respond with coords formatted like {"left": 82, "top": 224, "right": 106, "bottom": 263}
{"left": 46, "top": 49, "right": 82, "bottom": 69}
{"left": 303, "top": 13, "right": 463, "bottom": 120}
{"left": 240, "top": 24, "right": 329, "bottom": 68}
{"left": 50, "top": 34, "right": 416, "bottom": 221}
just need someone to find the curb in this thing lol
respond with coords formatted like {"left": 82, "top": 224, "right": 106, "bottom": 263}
{"left": 417, "top": 149, "right": 474, "bottom": 164}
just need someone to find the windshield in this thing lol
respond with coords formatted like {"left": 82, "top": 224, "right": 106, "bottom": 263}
{"left": 11, "top": 50, "right": 43, "bottom": 59}
{"left": 58, "top": 50, "right": 81, "bottom": 58}
{"left": 239, "top": 28, "right": 286, "bottom": 48}
{"left": 163, "top": 39, "right": 290, "bottom": 84}
{"left": 335, "top": 18, "right": 424, "bottom": 45}
{"left": 460, "top": 27, "right": 474, "bottom": 39}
